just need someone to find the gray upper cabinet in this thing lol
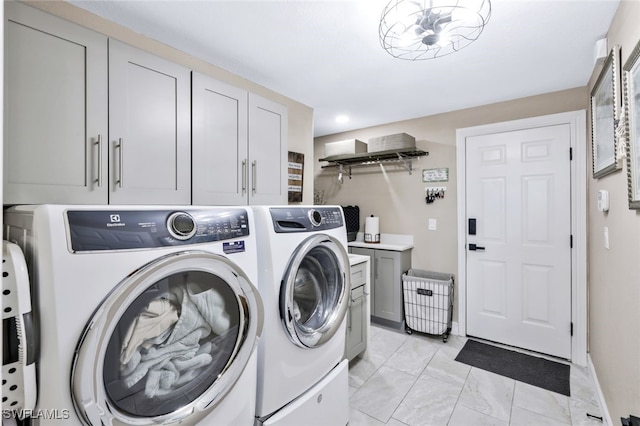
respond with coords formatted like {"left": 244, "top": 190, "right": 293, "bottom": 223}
{"left": 247, "top": 93, "right": 288, "bottom": 205}
{"left": 192, "top": 72, "right": 287, "bottom": 205}
{"left": 192, "top": 73, "right": 248, "bottom": 205}
{"left": 5, "top": 3, "right": 285, "bottom": 207}
{"left": 108, "top": 39, "right": 191, "bottom": 205}
{"left": 4, "top": 2, "right": 108, "bottom": 204}
{"left": 4, "top": 3, "right": 190, "bottom": 206}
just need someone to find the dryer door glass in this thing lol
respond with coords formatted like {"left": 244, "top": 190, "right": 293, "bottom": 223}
{"left": 281, "top": 234, "right": 349, "bottom": 348}
{"left": 103, "top": 270, "right": 239, "bottom": 417}
{"left": 71, "top": 251, "right": 262, "bottom": 425}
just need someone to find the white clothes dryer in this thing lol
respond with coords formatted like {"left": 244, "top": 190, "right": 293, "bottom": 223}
{"left": 3, "top": 205, "right": 263, "bottom": 426}
{"left": 251, "top": 206, "right": 350, "bottom": 426}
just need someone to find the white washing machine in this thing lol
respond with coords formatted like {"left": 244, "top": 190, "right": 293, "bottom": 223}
{"left": 252, "top": 206, "right": 350, "bottom": 426}
{"left": 3, "top": 205, "right": 264, "bottom": 425}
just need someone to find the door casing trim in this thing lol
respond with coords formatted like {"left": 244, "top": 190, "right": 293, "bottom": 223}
{"left": 456, "top": 110, "right": 587, "bottom": 366}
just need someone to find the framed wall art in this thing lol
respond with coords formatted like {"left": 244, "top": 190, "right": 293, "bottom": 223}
{"left": 422, "top": 167, "right": 449, "bottom": 182}
{"left": 591, "top": 45, "right": 622, "bottom": 179}
{"left": 623, "top": 39, "right": 640, "bottom": 209}
{"left": 287, "top": 151, "right": 304, "bottom": 203}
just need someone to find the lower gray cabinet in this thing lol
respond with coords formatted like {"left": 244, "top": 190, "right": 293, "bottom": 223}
{"left": 345, "top": 260, "right": 368, "bottom": 361}
{"left": 349, "top": 247, "right": 375, "bottom": 311}
{"left": 349, "top": 246, "right": 411, "bottom": 325}
{"left": 374, "top": 249, "right": 411, "bottom": 323}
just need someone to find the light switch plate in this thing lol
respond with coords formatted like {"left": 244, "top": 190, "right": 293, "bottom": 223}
{"left": 428, "top": 218, "right": 437, "bottom": 231}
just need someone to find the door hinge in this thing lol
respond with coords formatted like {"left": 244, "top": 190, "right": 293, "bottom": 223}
{"left": 571, "top": 322, "right": 574, "bottom": 336}
{"left": 570, "top": 147, "right": 573, "bottom": 161}
{"left": 570, "top": 235, "right": 573, "bottom": 248}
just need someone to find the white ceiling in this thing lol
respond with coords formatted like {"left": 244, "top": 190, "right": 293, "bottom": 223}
{"left": 69, "top": 0, "right": 620, "bottom": 137}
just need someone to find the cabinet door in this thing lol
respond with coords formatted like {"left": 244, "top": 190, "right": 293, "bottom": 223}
{"left": 248, "top": 93, "right": 287, "bottom": 205}
{"left": 4, "top": 2, "right": 108, "bottom": 204}
{"left": 374, "top": 250, "right": 403, "bottom": 322}
{"left": 346, "top": 286, "right": 366, "bottom": 361}
{"left": 349, "top": 248, "right": 375, "bottom": 278}
{"left": 349, "top": 247, "right": 375, "bottom": 310}
{"left": 192, "top": 72, "right": 248, "bottom": 205}
{"left": 108, "top": 39, "right": 191, "bottom": 205}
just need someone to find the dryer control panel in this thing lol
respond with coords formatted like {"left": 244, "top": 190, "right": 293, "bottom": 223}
{"left": 270, "top": 207, "right": 344, "bottom": 233}
{"left": 66, "top": 209, "right": 250, "bottom": 252}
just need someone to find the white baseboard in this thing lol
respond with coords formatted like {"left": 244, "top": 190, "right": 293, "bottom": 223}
{"left": 588, "top": 353, "right": 613, "bottom": 426}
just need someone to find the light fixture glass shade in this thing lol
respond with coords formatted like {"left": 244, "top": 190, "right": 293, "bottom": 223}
{"left": 379, "top": 0, "right": 491, "bottom": 60}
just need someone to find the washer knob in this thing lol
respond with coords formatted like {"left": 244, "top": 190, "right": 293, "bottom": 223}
{"left": 309, "top": 209, "right": 322, "bottom": 227}
{"left": 167, "top": 212, "right": 197, "bottom": 240}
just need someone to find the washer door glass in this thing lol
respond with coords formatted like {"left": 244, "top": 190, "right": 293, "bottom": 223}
{"left": 71, "top": 251, "right": 262, "bottom": 425}
{"left": 281, "top": 234, "right": 349, "bottom": 348}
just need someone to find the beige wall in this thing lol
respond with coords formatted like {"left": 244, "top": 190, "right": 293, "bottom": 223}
{"left": 24, "top": 0, "right": 315, "bottom": 205}
{"left": 316, "top": 2, "right": 640, "bottom": 418}
{"left": 315, "top": 87, "right": 587, "bottom": 321}
{"left": 587, "top": 0, "right": 640, "bottom": 421}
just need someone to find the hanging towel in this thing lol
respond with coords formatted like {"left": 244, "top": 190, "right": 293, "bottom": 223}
{"left": 120, "top": 298, "right": 179, "bottom": 365}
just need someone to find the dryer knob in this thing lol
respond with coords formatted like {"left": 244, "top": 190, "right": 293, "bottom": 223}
{"left": 168, "top": 212, "right": 197, "bottom": 240}
{"left": 309, "top": 209, "right": 322, "bottom": 227}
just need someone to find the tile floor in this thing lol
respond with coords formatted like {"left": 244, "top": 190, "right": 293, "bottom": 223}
{"left": 348, "top": 325, "right": 604, "bottom": 426}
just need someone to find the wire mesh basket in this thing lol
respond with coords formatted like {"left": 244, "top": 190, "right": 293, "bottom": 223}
{"left": 402, "top": 269, "right": 454, "bottom": 342}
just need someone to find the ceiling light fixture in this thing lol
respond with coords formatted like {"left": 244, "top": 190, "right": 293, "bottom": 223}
{"left": 379, "top": 0, "right": 491, "bottom": 60}
{"left": 335, "top": 115, "right": 350, "bottom": 123}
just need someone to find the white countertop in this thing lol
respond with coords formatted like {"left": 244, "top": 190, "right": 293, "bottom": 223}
{"left": 348, "top": 232, "right": 414, "bottom": 251}
{"left": 348, "top": 253, "right": 370, "bottom": 266}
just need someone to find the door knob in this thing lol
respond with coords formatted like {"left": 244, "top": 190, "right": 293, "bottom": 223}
{"left": 468, "top": 243, "right": 485, "bottom": 251}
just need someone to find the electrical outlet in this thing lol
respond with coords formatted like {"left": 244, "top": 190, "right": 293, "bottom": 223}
{"left": 428, "top": 218, "right": 437, "bottom": 231}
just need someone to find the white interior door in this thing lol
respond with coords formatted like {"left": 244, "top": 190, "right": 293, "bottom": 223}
{"left": 465, "top": 124, "right": 572, "bottom": 359}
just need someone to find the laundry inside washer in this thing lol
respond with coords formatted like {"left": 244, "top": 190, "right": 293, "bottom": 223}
{"left": 103, "top": 274, "right": 240, "bottom": 415}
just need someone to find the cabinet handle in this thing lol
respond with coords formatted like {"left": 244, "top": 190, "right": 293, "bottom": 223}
{"left": 117, "top": 138, "right": 124, "bottom": 188}
{"left": 252, "top": 160, "right": 257, "bottom": 193}
{"left": 241, "top": 159, "right": 247, "bottom": 194}
{"left": 374, "top": 258, "right": 378, "bottom": 280}
{"left": 95, "top": 135, "right": 102, "bottom": 187}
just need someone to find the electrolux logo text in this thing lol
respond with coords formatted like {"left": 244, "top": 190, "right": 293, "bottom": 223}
{"left": 2, "top": 409, "right": 71, "bottom": 420}
{"left": 107, "top": 213, "right": 125, "bottom": 227}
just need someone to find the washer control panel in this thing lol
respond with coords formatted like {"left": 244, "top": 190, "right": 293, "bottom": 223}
{"left": 270, "top": 207, "right": 344, "bottom": 233}
{"left": 66, "top": 208, "right": 250, "bottom": 252}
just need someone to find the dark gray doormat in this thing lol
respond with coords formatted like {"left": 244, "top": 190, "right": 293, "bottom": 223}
{"left": 455, "top": 339, "right": 570, "bottom": 396}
